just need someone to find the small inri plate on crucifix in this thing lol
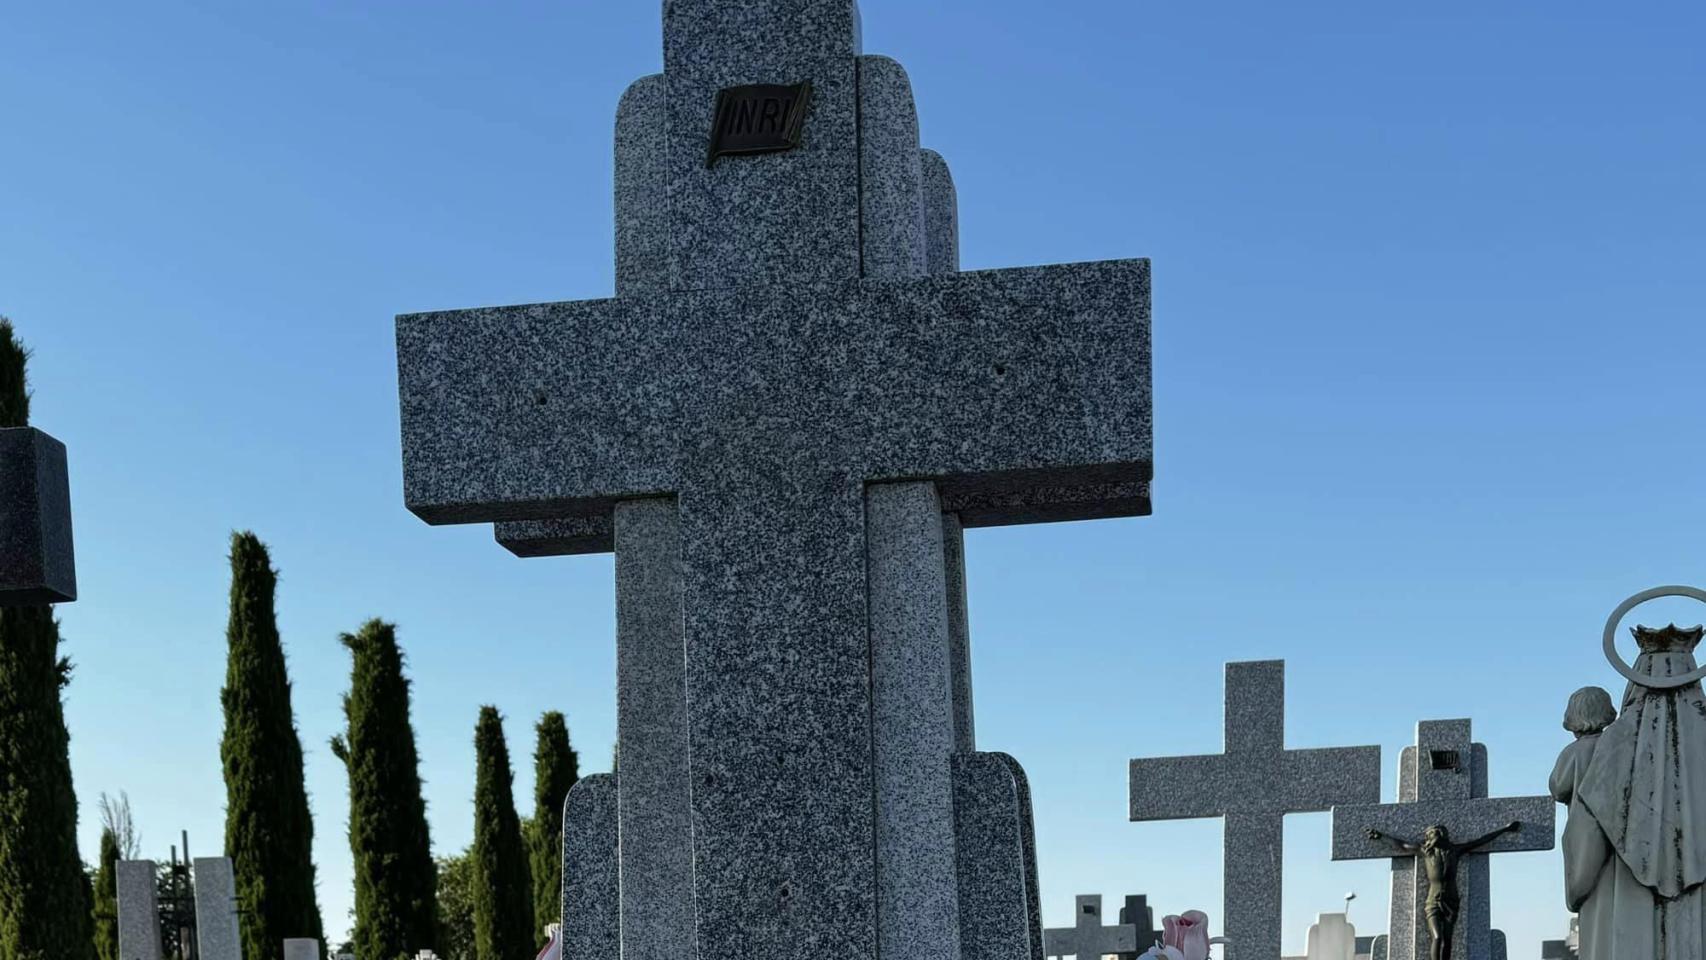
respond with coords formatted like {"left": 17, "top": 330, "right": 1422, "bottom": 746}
{"left": 706, "top": 81, "right": 813, "bottom": 167}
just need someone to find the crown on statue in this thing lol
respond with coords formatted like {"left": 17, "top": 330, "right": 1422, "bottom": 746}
{"left": 1633, "top": 623, "right": 1706, "bottom": 653}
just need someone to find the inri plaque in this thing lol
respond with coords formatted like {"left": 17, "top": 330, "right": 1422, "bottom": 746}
{"left": 706, "top": 81, "right": 813, "bottom": 167}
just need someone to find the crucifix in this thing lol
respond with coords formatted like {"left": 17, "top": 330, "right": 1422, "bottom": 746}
{"left": 394, "top": 4, "right": 1151, "bottom": 960}
{"left": 1128, "top": 660, "right": 1381, "bottom": 960}
{"left": 1329, "top": 720, "right": 1553, "bottom": 960}
{"left": 1044, "top": 896, "right": 1137, "bottom": 960}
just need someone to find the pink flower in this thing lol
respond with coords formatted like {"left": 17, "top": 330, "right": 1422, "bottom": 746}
{"left": 1162, "top": 911, "right": 1211, "bottom": 960}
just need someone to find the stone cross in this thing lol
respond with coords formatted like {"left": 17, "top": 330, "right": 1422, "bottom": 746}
{"left": 1128, "top": 660, "right": 1381, "bottom": 960}
{"left": 117, "top": 859, "right": 162, "bottom": 960}
{"left": 0, "top": 426, "right": 75, "bottom": 604}
{"left": 396, "top": 4, "right": 1147, "bottom": 960}
{"left": 1115, "top": 895, "right": 1159, "bottom": 959}
{"left": 1044, "top": 896, "right": 1137, "bottom": 960}
{"left": 1329, "top": 720, "right": 1554, "bottom": 960}
{"left": 283, "top": 939, "right": 320, "bottom": 960}
{"left": 193, "top": 857, "right": 242, "bottom": 960}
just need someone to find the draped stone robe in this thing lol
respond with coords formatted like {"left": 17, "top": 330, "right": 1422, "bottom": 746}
{"left": 1568, "top": 627, "right": 1706, "bottom": 960}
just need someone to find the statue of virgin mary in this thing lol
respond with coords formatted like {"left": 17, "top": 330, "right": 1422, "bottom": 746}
{"left": 1571, "top": 623, "right": 1706, "bottom": 959}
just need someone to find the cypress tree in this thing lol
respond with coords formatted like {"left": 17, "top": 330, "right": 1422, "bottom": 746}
{"left": 92, "top": 828, "right": 119, "bottom": 960}
{"left": 0, "top": 317, "right": 97, "bottom": 960}
{"left": 434, "top": 851, "right": 476, "bottom": 960}
{"left": 528, "top": 712, "right": 578, "bottom": 934}
{"left": 220, "top": 532, "right": 324, "bottom": 958}
{"left": 330, "top": 620, "right": 438, "bottom": 960}
{"left": 471, "top": 708, "right": 534, "bottom": 960}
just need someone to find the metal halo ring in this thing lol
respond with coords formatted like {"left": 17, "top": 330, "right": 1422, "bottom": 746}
{"left": 1602, "top": 585, "right": 1706, "bottom": 690}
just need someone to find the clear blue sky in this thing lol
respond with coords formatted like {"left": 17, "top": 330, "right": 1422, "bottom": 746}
{"left": 4, "top": 1, "right": 1703, "bottom": 954}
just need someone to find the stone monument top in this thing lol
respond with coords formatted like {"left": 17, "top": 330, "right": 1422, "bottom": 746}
{"left": 394, "top": 4, "right": 1151, "bottom": 960}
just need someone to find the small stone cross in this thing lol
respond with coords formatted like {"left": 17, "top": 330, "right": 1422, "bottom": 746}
{"left": 1128, "top": 660, "right": 1381, "bottom": 960}
{"left": 1044, "top": 895, "right": 1137, "bottom": 960}
{"left": 1329, "top": 720, "right": 1553, "bottom": 960}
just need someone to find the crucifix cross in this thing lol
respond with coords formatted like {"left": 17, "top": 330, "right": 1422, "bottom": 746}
{"left": 1329, "top": 720, "right": 1553, "bottom": 960}
{"left": 395, "top": 5, "right": 1150, "bottom": 960}
{"left": 1044, "top": 896, "right": 1137, "bottom": 960}
{"left": 1128, "top": 660, "right": 1381, "bottom": 960}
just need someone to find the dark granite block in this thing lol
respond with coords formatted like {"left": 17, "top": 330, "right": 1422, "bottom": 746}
{"left": 0, "top": 427, "right": 76, "bottom": 604}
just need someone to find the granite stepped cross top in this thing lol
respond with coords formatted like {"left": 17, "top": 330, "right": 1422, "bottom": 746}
{"left": 394, "top": 4, "right": 1150, "bottom": 960}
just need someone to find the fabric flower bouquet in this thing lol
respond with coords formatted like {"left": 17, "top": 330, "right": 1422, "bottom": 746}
{"left": 1136, "top": 910, "right": 1226, "bottom": 960}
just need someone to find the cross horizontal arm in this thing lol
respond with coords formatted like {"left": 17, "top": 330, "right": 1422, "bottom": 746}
{"left": 398, "top": 259, "right": 1151, "bottom": 528}
{"left": 1281, "top": 746, "right": 1381, "bottom": 811}
{"left": 1329, "top": 796, "right": 1554, "bottom": 861}
{"left": 1129, "top": 755, "right": 1227, "bottom": 820}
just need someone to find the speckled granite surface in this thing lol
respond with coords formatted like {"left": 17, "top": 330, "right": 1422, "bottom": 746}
{"left": 1129, "top": 661, "right": 1381, "bottom": 960}
{"left": 401, "top": 3, "right": 1151, "bottom": 958}
{"left": 954, "top": 752, "right": 1045, "bottom": 960}
{"left": 562, "top": 775, "right": 618, "bottom": 960}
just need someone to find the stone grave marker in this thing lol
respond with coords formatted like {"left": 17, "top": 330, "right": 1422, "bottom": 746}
{"left": 193, "top": 857, "right": 242, "bottom": 960}
{"left": 396, "top": 3, "right": 1150, "bottom": 960}
{"left": 0, "top": 426, "right": 75, "bottom": 604}
{"left": 1115, "top": 895, "right": 1159, "bottom": 959}
{"left": 1330, "top": 720, "right": 1554, "bottom": 960}
{"left": 1306, "top": 912, "right": 1357, "bottom": 960}
{"left": 1128, "top": 660, "right": 1381, "bottom": 959}
{"left": 1044, "top": 896, "right": 1137, "bottom": 960}
{"left": 117, "top": 859, "right": 162, "bottom": 960}
{"left": 283, "top": 938, "right": 320, "bottom": 960}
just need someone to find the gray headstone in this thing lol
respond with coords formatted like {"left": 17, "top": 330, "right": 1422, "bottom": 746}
{"left": 401, "top": 5, "right": 1150, "bottom": 960}
{"left": 953, "top": 751, "right": 1044, "bottom": 960}
{"left": 282, "top": 939, "right": 319, "bottom": 960}
{"left": 1371, "top": 936, "right": 1389, "bottom": 960}
{"left": 117, "top": 859, "right": 162, "bottom": 960}
{"left": 562, "top": 774, "right": 619, "bottom": 960}
{"left": 1043, "top": 895, "right": 1136, "bottom": 960}
{"left": 1490, "top": 929, "right": 1506, "bottom": 960}
{"left": 193, "top": 857, "right": 243, "bottom": 960}
{"left": 1128, "top": 660, "right": 1381, "bottom": 960}
{"left": 1329, "top": 721, "right": 1555, "bottom": 960}
{"left": 0, "top": 426, "right": 76, "bottom": 604}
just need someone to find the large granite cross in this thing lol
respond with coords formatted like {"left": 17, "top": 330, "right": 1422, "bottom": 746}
{"left": 0, "top": 426, "right": 75, "bottom": 604}
{"left": 394, "top": 4, "right": 1148, "bottom": 960}
{"left": 1043, "top": 896, "right": 1137, "bottom": 960}
{"left": 1127, "top": 660, "right": 1381, "bottom": 960}
{"left": 1329, "top": 720, "right": 1553, "bottom": 960}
